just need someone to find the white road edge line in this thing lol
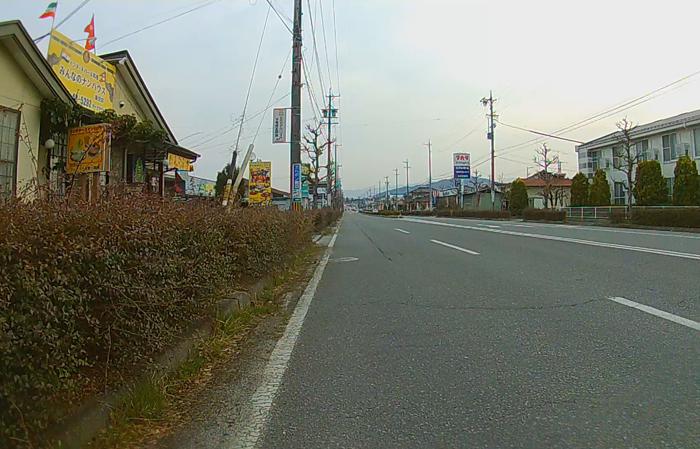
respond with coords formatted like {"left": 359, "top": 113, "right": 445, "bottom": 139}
{"left": 229, "top": 223, "right": 341, "bottom": 448}
{"left": 404, "top": 218, "right": 700, "bottom": 261}
{"left": 479, "top": 224, "right": 501, "bottom": 229}
{"left": 394, "top": 228, "right": 411, "bottom": 234}
{"left": 608, "top": 297, "right": 700, "bottom": 331}
{"left": 430, "top": 239, "right": 480, "bottom": 255}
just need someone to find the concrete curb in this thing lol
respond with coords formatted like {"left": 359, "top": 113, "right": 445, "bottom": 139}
{"left": 51, "top": 277, "right": 272, "bottom": 449}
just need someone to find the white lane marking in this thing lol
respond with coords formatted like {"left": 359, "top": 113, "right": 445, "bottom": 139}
{"left": 506, "top": 219, "right": 700, "bottom": 240}
{"left": 608, "top": 297, "right": 700, "bottom": 331}
{"left": 478, "top": 224, "right": 501, "bottom": 229}
{"left": 430, "top": 239, "right": 480, "bottom": 255}
{"left": 230, "top": 225, "right": 340, "bottom": 448}
{"left": 404, "top": 218, "right": 700, "bottom": 261}
{"left": 331, "top": 256, "right": 359, "bottom": 263}
{"left": 510, "top": 224, "right": 534, "bottom": 228}
{"left": 394, "top": 228, "right": 411, "bottom": 234}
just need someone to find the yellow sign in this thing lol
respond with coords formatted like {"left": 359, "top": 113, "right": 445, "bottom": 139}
{"left": 249, "top": 161, "right": 272, "bottom": 205}
{"left": 66, "top": 124, "right": 111, "bottom": 174}
{"left": 47, "top": 30, "right": 117, "bottom": 112}
{"left": 168, "top": 153, "right": 194, "bottom": 172}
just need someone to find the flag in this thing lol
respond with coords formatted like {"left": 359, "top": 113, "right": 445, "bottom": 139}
{"left": 39, "top": 2, "right": 58, "bottom": 20}
{"left": 84, "top": 15, "right": 96, "bottom": 51}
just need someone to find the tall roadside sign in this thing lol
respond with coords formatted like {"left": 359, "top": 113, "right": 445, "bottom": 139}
{"left": 453, "top": 153, "right": 471, "bottom": 209}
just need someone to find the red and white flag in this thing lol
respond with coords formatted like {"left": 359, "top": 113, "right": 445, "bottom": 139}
{"left": 84, "top": 15, "right": 96, "bottom": 51}
{"left": 39, "top": 2, "right": 58, "bottom": 20}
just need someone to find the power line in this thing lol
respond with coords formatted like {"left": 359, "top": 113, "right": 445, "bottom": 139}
{"left": 495, "top": 120, "right": 584, "bottom": 144}
{"left": 251, "top": 49, "right": 293, "bottom": 144}
{"left": 265, "top": 0, "right": 293, "bottom": 34}
{"left": 34, "top": 0, "right": 93, "bottom": 43}
{"left": 331, "top": 0, "right": 341, "bottom": 95}
{"left": 306, "top": 0, "right": 327, "bottom": 97}
{"left": 100, "top": 0, "right": 222, "bottom": 49}
{"left": 318, "top": 0, "right": 333, "bottom": 91}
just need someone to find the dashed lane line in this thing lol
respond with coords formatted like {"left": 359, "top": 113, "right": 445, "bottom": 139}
{"left": 394, "top": 228, "right": 411, "bottom": 234}
{"left": 430, "top": 239, "right": 480, "bottom": 255}
{"left": 404, "top": 218, "right": 700, "bottom": 261}
{"left": 608, "top": 297, "right": 700, "bottom": 331}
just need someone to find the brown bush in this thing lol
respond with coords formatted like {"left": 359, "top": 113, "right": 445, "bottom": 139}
{"left": 522, "top": 208, "right": 567, "bottom": 222}
{"left": 0, "top": 196, "right": 317, "bottom": 447}
{"left": 436, "top": 209, "right": 511, "bottom": 219}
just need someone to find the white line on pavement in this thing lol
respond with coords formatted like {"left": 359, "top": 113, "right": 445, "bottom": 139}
{"left": 608, "top": 297, "right": 700, "bottom": 331}
{"left": 394, "top": 228, "right": 411, "bottom": 234}
{"left": 507, "top": 220, "right": 700, "bottom": 240}
{"left": 430, "top": 239, "right": 480, "bottom": 255}
{"left": 510, "top": 224, "right": 534, "bottom": 228}
{"left": 229, "top": 224, "right": 340, "bottom": 448}
{"left": 478, "top": 224, "right": 501, "bottom": 229}
{"left": 404, "top": 218, "right": 700, "bottom": 261}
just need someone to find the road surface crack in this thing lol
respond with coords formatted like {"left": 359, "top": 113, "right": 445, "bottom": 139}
{"left": 354, "top": 221, "right": 393, "bottom": 261}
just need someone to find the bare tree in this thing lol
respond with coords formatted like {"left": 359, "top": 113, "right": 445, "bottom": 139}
{"left": 302, "top": 123, "right": 328, "bottom": 208}
{"left": 533, "top": 143, "right": 559, "bottom": 208}
{"left": 465, "top": 169, "right": 487, "bottom": 208}
{"left": 615, "top": 117, "right": 639, "bottom": 214}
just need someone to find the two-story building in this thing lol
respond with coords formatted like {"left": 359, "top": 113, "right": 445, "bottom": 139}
{"left": 576, "top": 110, "right": 700, "bottom": 205}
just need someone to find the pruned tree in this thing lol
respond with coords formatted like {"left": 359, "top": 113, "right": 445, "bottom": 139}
{"left": 302, "top": 123, "right": 329, "bottom": 208}
{"left": 590, "top": 169, "right": 611, "bottom": 206}
{"left": 570, "top": 172, "right": 589, "bottom": 207}
{"left": 614, "top": 118, "right": 639, "bottom": 213}
{"left": 633, "top": 160, "right": 667, "bottom": 205}
{"left": 509, "top": 178, "right": 529, "bottom": 215}
{"left": 533, "top": 143, "right": 559, "bottom": 209}
{"left": 673, "top": 155, "right": 700, "bottom": 206}
{"left": 465, "top": 169, "right": 487, "bottom": 208}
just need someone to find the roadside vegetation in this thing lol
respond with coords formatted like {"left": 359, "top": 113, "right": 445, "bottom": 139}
{"left": 0, "top": 195, "right": 340, "bottom": 448}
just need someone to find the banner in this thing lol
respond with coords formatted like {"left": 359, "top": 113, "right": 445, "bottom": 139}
{"left": 301, "top": 163, "right": 311, "bottom": 198}
{"left": 272, "top": 108, "right": 287, "bottom": 143}
{"left": 453, "top": 152, "right": 471, "bottom": 179}
{"left": 180, "top": 173, "right": 215, "bottom": 197}
{"left": 292, "top": 163, "right": 302, "bottom": 200}
{"left": 66, "top": 124, "right": 111, "bottom": 174}
{"left": 168, "top": 153, "right": 194, "bottom": 172}
{"left": 249, "top": 161, "right": 272, "bottom": 205}
{"left": 47, "top": 30, "right": 117, "bottom": 112}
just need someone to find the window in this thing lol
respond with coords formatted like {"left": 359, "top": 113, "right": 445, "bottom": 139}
{"left": 694, "top": 128, "right": 700, "bottom": 158}
{"left": 662, "top": 133, "right": 678, "bottom": 162}
{"left": 612, "top": 146, "right": 622, "bottom": 169}
{"left": 634, "top": 140, "right": 649, "bottom": 161}
{"left": 614, "top": 182, "right": 626, "bottom": 205}
{"left": 590, "top": 150, "right": 600, "bottom": 171}
{"left": 666, "top": 177, "right": 674, "bottom": 201}
{"left": 0, "top": 107, "right": 20, "bottom": 198}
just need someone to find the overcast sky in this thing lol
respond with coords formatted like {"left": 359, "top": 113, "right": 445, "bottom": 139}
{"left": 5, "top": 0, "right": 700, "bottom": 195}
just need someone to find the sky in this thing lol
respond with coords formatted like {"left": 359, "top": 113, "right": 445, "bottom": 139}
{"left": 4, "top": 0, "right": 700, "bottom": 196}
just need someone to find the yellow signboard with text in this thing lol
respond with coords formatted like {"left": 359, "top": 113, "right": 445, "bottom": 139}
{"left": 66, "top": 124, "right": 111, "bottom": 174}
{"left": 168, "top": 153, "right": 194, "bottom": 172}
{"left": 47, "top": 30, "right": 116, "bottom": 112}
{"left": 249, "top": 161, "right": 272, "bottom": 205}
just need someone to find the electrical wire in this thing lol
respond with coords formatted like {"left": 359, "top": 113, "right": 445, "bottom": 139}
{"left": 100, "top": 0, "right": 222, "bottom": 49}
{"left": 34, "top": 0, "right": 93, "bottom": 43}
{"left": 331, "top": 0, "right": 341, "bottom": 96}
{"left": 250, "top": 49, "right": 292, "bottom": 144}
{"left": 265, "top": 0, "right": 293, "bottom": 34}
{"left": 318, "top": 0, "right": 333, "bottom": 92}
{"left": 495, "top": 120, "right": 585, "bottom": 144}
{"left": 230, "top": 5, "right": 271, "bottom": 160}
{"left": 306, "top": 0, "right": 327, "bottom": 97}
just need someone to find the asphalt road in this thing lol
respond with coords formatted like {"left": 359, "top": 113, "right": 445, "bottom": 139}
{"left": 260, "top": 213, "right": 699, "bottom": 449}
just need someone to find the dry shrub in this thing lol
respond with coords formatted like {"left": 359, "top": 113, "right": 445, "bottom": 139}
{"left": 0, "top": 196, "right": 314, "bottom": 447}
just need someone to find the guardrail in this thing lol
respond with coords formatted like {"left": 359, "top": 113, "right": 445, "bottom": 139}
{"left": 562, "top": 206, "right": 700, "bottom": 223}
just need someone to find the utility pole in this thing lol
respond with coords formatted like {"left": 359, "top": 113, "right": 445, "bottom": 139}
{"left": 378, "top": 180, "right": 382, "bottom": 210}
{"left": 481, "top": 91, "right": 497, "bottom": 210}
{"left": 290, "top": 0, "right": 303, "bottom": 211}
{"left": 424, "top": 139, "right": 433, "bottom": 210}
{"left": 393, "top": 168, "right": 399, "bottom": 210}
{"left": 384, "top": 176, "right": 390, "bottom": 208}
{"left": 324, "top": 91, "right": 339, "bottom": 208}
{"left": 404, "top": 159, "right": 410, "bottom": 197}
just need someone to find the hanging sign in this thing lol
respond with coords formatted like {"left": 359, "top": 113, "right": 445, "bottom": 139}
{"left": 273, "top": 108, "right": 287, "bottom": 143}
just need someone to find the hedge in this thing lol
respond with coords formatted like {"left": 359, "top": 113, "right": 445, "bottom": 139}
{"left": 402, "top": 210, "right": 435, "bottom": 217}
{"left": 436, "top": 209, "right": 511, "bottom": 219}
{"left": 0, "top": 197, "right": 334, "bottom": 447}
{"left": 629, "top": 208, "right": 700, "bottom": 228}
{"left": 522, "top": 208, "right": 567, "bottom": 222}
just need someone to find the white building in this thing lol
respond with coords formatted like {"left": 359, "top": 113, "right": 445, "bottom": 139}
{"left": 576, "top": 110, "right": 700, "bottom": 205}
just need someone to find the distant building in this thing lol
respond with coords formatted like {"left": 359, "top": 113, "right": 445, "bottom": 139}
{"left": 576, "top": 110, "right": 700, "bottom": 205}
{"left": 521, "top": 171, "right": 572, "bottom": 209}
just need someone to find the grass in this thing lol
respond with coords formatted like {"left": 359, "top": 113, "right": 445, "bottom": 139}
{"left": 87, "top": 245, "right": 320, "bottom": 449}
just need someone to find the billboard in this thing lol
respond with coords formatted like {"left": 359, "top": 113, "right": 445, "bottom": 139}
{"left": 301, "top": 163, "right": 311, "bottom": 198}
{"left": 168, "top": 153, "right": 194, "bottom": 172}
{"left": 180, "top": 173, "right": 215, "bottom": 197}
{"left": 453, "top": 152, "right": 471, "bottom": 179}
{"left": 249, "top": 161, "right": 272, "bottom": 205}
{"left": 66, "top": 124, "right": 111, "bottom": 174}
{"left": 47, "top": 30, "right": 117, "bottom": 112}
{"left": 272, "top": 108, "right": 287, "bottom": 143}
